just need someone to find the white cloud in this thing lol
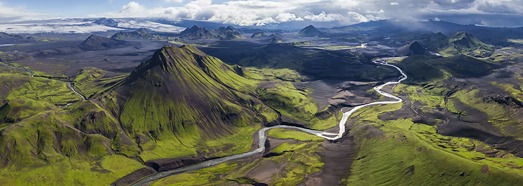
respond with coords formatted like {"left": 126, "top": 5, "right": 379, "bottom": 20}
{"left": 304, "top": 12, "right": 345, "bottom": 22}
{"left": 0, "top": 2, "right": 45, "bottom": 22}
{"left": 275, "top": 13, "right": 301, "bottom": 22}
{"left": 162, "top": 0, "right": 184, "bottom": 3}
{"left": 93, "top": 0, "right": 523, "bottom": 26}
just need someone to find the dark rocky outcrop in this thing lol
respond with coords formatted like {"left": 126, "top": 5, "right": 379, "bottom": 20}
{"left": 144, "top": 158, "right": 205, "bottom": 172}
{"left": 111, "top": 167, "right": 156, "bottom": 186}
{"left": 483, "top": 96, "right": 523, "bottom": 108}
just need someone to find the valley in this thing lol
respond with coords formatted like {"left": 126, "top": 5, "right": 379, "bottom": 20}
{"left": 1, "top": 16, "right": 523, "bottom": 186}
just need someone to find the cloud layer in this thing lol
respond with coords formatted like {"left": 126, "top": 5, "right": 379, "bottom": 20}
{"left": 1, "top": 0, "right": 522, "bottom": 27}
{"left": 98, "top": 0, "right": 523, "bottom": 26}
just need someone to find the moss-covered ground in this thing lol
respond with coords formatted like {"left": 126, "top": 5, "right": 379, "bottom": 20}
{"left": 152, "top": 139, "right": 324, "bottom": 186}
{"left": 344, "top": 75, "right": 523, "bottom": 185}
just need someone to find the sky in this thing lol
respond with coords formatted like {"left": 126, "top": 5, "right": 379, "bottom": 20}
{"left": 0, "top": 0, "right": 522, "bottom": 27}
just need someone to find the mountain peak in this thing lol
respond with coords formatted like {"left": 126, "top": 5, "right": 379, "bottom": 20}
{"left": 396, "top": 41, "right": 429, "bottom": 56}
{"left": 305, "top": 25, "right": 316, "bottom": 29}
{"left": 114, "top": 45, "right": 266, "bottom": 138}
{"left": 449, "top": 31, "right": 491, "bottom": 50}
{"left": 141, "top": 45, "right": 207, "bottom": 73}
{"left": 298, "top": 25, "right": 322, "bottom": 37}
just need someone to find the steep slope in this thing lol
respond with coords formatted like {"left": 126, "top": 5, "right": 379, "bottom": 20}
{"left": 107, "top": 45, "right": 275, "bottom": 141}
{"left": 298, "top": 25, "right": 323, "bottom": 37}
{"left": 441, "top": 32, "right": 494, "bottom": 57}
{"left": 78, "top": 35, "right": 128, "bottom": 51}
{"left": 396, "top": 41, "right": 430, "bottom": 56}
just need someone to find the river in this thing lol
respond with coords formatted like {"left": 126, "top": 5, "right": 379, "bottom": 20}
{"left": 131, "top": 58, "right": 408, "bottom": 185}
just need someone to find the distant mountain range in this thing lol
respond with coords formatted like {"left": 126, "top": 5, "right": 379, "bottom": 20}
{"left": 0, "top": 32, "right": 35, "bottom": 43}
{"left": 396, "top": 31, "right": 494, "bottom": 57}
{"left": 111, "top": 28, "right": 164, "bottom": 40}
{"left": 178, "top": 25, "right": 242, "bottom": 40}
{"left": 329, "top": 20, "right": 523, "bottom": 46}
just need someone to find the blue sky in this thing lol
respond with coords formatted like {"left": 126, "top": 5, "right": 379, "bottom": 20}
{"left": 1, "top": 0, "right": 185, "bottom": 17}
{"left": 0, "top": 0, "right": 522, "bottom": 27}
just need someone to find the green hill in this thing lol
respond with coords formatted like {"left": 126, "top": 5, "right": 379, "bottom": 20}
{"left": 441, "top": 32, "right": 494, "bottom": 57}
{"left": 0, "top": 45, "right": 280, "bottom": 185}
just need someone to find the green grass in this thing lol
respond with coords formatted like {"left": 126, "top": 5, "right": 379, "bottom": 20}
{"left": 203, "top": 126, "right": 259, "bottom": 157}
{"left": 152, "top": 141, "right": 324, "bottom": 186}
{"left": 269, "top": 143, "right": 324, "bottom": 185}
{"left": 245, "top": 68, "right": 303, "bottom": 82}
{"left": 74, "top": 67, "right": 127, "bottom": 98}
{"left": 452, "top": 89, "right": 523, "bottom": 136}
{"left": 139, "top": 125, "right": 261, "bottom": 161}
{"left": 268, "top": 128, "right": 324, "bottom": 142}
{"left": 257, "top": 81, "right": 318, "bottom": 122}
{"left": 6, "top": 76, "right": 80, "bottom": 106}
{"left": 0, "top": 155, "right": 144, "bottom": 186}
{"left": 345, "top": 83, "right": 523, "bottom": 185}
{"left": 347, "top": 129, "right": 523, "bottom": 185}
{"left": 151, "top": 163, "right": 238, "bottom": 186}
{"left": 395, "top": 83, "right": 447, "bottom": 112}
{"left": 271, "top": 142, "right": 308, "bottom": 154}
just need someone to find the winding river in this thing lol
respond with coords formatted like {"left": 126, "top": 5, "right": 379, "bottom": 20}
{"left": 131, "top": 58, "right": 408, "bottom": 185}
{"left": 68, "top": 82, "right": 87, "bottom": 101}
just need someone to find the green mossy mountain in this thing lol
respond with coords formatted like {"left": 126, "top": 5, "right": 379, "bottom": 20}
{"left": 106, "top": 45, "right": 275, "bottom": 139}
{"left": 0, "top": 45, "right": 281, "bottom": 184}
{"left": 441, "top": 32, "right": 494, "bottom": 57}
